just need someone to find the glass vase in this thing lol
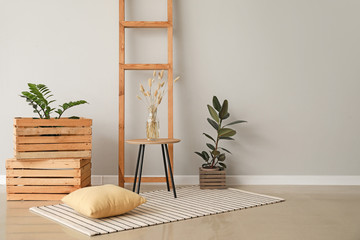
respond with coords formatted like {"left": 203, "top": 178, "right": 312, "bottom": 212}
{"left": 146, "top": 106, "right": 159, "bottom": 140}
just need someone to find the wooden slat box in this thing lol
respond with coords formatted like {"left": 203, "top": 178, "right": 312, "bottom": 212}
{"left": 199, "top": 167, "right": 226, "bottom": 189}
{"left": 14, "top": 118, "right": 92, "bottom": 160}
{"left": 6, "top": 158, "right": 91, "bottom": 200}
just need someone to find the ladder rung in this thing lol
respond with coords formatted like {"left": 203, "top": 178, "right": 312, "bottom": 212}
{"left": 121, "top": 21, "right": 171, "bottom": 28}
{"left": 121, "top": 64, "right": 170, "bottom": 70}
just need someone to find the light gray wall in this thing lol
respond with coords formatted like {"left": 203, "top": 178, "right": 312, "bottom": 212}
{"left": 1, "top": 0, "right": 360, "bottom": 177}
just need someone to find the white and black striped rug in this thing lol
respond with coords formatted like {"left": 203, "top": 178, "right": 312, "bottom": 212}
{"left": 30, "top": 186, "right": 284, "bottom": 236}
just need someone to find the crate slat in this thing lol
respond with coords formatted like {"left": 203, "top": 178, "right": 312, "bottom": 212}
{"left": 200, "top": 174, "right": 227, "bottom": 179}
{"left": 6, "top": 169, "right": 81, "bottom": 177}
{"left": 15, "top": 135, "right": 92, "bottom": 144}
{"left": 15, "top": 143, "right": 92, "bottom": 152}
{"left": 7, "top": 177, "right": 81, "bottom": 186}
{"left": 199, "top": 171, "right": 226, "bottom": 175}
{"left": 200, "top": 178, "right": 226, "bottom": 183}
{"left": 15, "top": 151, "right": 91, "bottom": 159}
{"left": 7, "top": 193, "right": 68, "bottom": 201}
{"left": 6, "top": 158, "right": 90, "bottom": 169}
{"left": 199, "top": 182, "right": 226, "bottom": 186}
{"left": 7, "top": 186, "right": 80, "bottom": 194}
{"left": 14, "top": 118, "right": 92, "bottom": 127}
{"left": 15, "top": 127, "right": 91, "bottom": 136}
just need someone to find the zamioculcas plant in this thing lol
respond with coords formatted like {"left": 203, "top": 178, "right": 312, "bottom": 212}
{"left": 20, "top": 83, "right": 88, "bottom": 119}
{"left": 195, "top": 96, "right": 246, "bottom": 170}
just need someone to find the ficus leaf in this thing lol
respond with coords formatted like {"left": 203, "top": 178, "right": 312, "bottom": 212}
{"left": 218, "top": 153, "right": 226, "bottom": 161}
{"left": 224, "top": 120, "right": 247, "bottom": 127}
{"left": 195, "top": 151, "right": 207, "bottom": 161}
{"left": 206, "top": 143, "right": 215, "bottom": 150}
{"left": 202, "top": 151, "right": 210, "bottom": 160}
{"left": 218, "top": 128, "right": 236, "bottom": 137}
{"left": 212, "top": 150, "right": 220, "bottom": 157}
{"left": 212, "top": 96, "right": 221, "bottom": 112}
{"left": 207, "top": 118, "right": 219, "bottom": 130}
{"left": 219, "top": 99, "right": 228, "bottom": 119}
{"left": 203, "top": 133, "right": 215, "bottom": 143}
{"left": 218, "top": 162, "right": 227, "bottom": 169}
{"left": 220, "top": 147, "right": 232, "bottom": 154}
{"left": 219, "top": 136, "right": 234, "bottom": 140}
{"left": 222, "top": 113, "right": 230, "bottom": 119}
{"left": 207, "top": 105, "right": 219, "bottom": 123}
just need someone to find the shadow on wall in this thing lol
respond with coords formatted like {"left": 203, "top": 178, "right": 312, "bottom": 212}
{"left": 92, "top": 134, "right": 118, "bottom": 176}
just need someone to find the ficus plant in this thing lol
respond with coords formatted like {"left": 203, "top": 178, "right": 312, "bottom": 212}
{"left": 20, "top": 83, "right": 88, "bottom": 119}
{"left": 195, "top": 96, "right": 246, "bottom": 170}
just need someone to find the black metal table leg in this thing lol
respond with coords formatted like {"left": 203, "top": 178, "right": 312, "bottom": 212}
{"left": 161, "top": 144, "right": 170, "bottom": 191}
{"left": 164, "top": 144, "right": 177, "bottom": 198}
{"left": 133, "top": 144, "right": 143, "bottom": 192}
{"left": 136, "top": 144, "right": 145, "bottom": 194}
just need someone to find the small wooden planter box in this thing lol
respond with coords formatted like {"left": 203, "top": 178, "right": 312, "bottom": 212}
{"left": 6, "top": 158, "right": 91, "bottom": 200}
{"left": 199, "top": 167, "right": 226, "bottom": 189}
{"left": 14, "top": 118, "right": 92, "bottom": 160}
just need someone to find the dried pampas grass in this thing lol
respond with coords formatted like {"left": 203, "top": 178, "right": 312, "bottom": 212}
{"left": 136, "top": 70, "right": 180, "bottom": 110}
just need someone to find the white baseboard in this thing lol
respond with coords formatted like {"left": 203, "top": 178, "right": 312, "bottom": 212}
{"left": 89, "top": 175, "right": 360, "bottom": 186}
{"left": 1, "top": 175, "right": 359, "bottom": 186}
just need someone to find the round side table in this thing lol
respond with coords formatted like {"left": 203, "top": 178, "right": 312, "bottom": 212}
{"left": 126, "top": 138, "right": 180, "bottom": 198}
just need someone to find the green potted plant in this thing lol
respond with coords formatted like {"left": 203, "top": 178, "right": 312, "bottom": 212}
{"left": 195, "top": 96, "right": 246, "bottom": 189}
{"left": 15, "top": 83, "right": 92, "bottom": 160}
{"left": 7, "top": 83, "right": 92, "bottom": 200}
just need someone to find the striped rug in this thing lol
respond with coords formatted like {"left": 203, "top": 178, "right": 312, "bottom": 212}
{"left": 30, "top": 186, "right": 284, "bottom": 236}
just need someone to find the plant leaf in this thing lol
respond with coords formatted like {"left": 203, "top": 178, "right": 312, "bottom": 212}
{"left": 222, "top": 113, "right": 230, "bottom": 119}
{"left": 212, "top": 96, "right": 221, "bottom": 112}
{"left": 203, "top": 133, "right": 215, "bottom": 143}
{"left": 56, "top": 100, "right": 88, "bottom": 119}
{"left": 219, "top": 137, "right": 235, "bottom": 140}
{"left": 220, "top": 147, "right": 232, "bottom": 154}
{"left": 218, "top": 162, "right": 227, "bottom": 169}
{"left": 218, "top": 128, "right": 236, "bottom": 137}
{"left": 219, "top": 99, "right": 228, "bottom": 119}
{"left": 206, "top": 143, "right": 215, "bottom": 150}
{"left": 207, "top": 105, "right": 219, "bottom": 123}
{"left": 224, "top": 120, "right": 247, "bottom": 127}
{"left": 218, "top": 153, "right": 226, "bottom": 161}
{"left": 195, "top": 151, "right": 207, "bottom": 161}
{"left": 207, "top": 118, "right": 219, "bottom": 130}
{"left": 212, "top": 150, "right": 220, "bottom": 157}
{"left": 202, "top": 151, "right": 210, "bottom": 160}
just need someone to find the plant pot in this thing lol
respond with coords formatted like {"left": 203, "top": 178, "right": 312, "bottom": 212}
{"left": 199, "top": 167, "right": 226, "bottom": 189}
{"left": 14, "top": 117, "right": 92, "bottom": 159}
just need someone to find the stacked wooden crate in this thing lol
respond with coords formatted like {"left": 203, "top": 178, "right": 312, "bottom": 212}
{"left": 6, "top": 118, "right": 92, "bottom": 200}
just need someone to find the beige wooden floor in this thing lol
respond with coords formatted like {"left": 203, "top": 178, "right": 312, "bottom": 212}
{"left": 1, "top": 185, "right": 360, "bottom": 240}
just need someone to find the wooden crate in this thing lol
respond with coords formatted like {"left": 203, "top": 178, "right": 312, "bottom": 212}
{"left": 6, "top": 158, "right": 91, "bottom": 200}
{"left": 14, "top": 118, "right": 92, "bottom": 160}
{"left": 199, "top": 167, "right": 226, "bottom": 189}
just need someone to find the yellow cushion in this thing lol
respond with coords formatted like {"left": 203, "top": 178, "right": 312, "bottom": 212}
{"left": 61, "top": 184, "right": 146, "bottom": 218}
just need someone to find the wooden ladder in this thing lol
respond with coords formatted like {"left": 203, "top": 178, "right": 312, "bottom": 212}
{"left": 119, "top": 0, "right": 174, "bottom": 187}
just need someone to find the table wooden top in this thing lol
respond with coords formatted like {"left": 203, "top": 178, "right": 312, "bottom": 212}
{"left": 125, "top": 138, "right": 181, "bottom": 145}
